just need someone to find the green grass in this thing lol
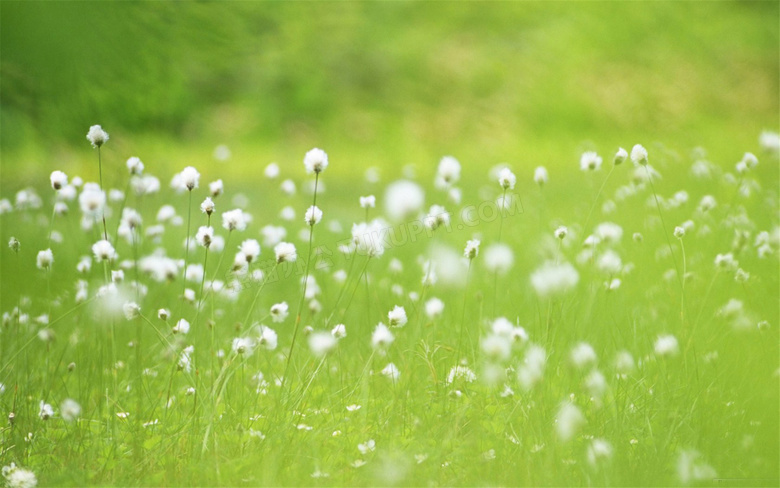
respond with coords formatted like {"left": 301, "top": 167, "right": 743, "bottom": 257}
{"left": 0, "top": 136, "right": 778, "bottom": 486}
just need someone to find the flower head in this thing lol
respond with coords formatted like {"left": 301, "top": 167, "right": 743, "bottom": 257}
{"left": 388, "top": 305, "right": 408, "bottom": 327}
{"left": 179, "top": 166, "right": 200, "bottom": 191}
{"left": 92, "top": 240, "right": 117, "bottom": 262}
{"left": 222, "top": 209, "right": 247, "bottom": 232}
{"left": 87, "top": 125, "right": 109, "bottom": 148}
{"left": 50, "top": 171, "right": 68, "bottom": 190}
{"left": 36, "top": 249, "right": 54, "bottom": 270}
{"left": 614, "top": 148, "right": 628, "bottom": 166}
{"left": 580, "top": 152, "right": 603, "bottom": 171}
{"left": 126, "top": 157, "right": 144, "bottom": 175}
{"left": 274, "top": 242, "right": 297, "bottom": 263}
{"left": 304, "top": 205, "right": 323, "bottom": 226}
{"left": 464, "top": 239, "right": 480, "bottom": 259}
{"left": 631, "top": 144, "right": 648, "bottom": 165}
{"left": 498, "top": 167, "right": 516, "bottom": 190}
{"left": 303, "top": 148, "right": 329, "bottom": 174}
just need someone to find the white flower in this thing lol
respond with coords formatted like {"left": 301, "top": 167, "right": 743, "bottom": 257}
{"left": 78, "top": 183, "right": 106, "bottom": 217}
{"left": 303, "top": 147, "right": 329, "bottom": 174}
{"left": 614, "top": 147, "right": 628, "bottom": 165}
{"left": 123, "top": 302, "right": 140, "bottom": 320}
{"left": 484, "top": 243, "right": 514, "bottom": 275}
{"left": 534, "top": 166, "right": 548, "bottom": 186}
{"left": 196, "top": 226, "right": 214, "bottom": 248}
{"left": 530, "top": 261, "right": 581, "bottom": 298}
{"left": 481, "top": 334, "right": 511, "bottom": 361}
{"left": 222, "top": 209, "right": 247, "bottom": 232}
{"left": 380, "top": 363, "right": 400, "bottom": 381}
{"left": 759, "top": 131, "right": 780, "bottom": 155}
{"left": 595, "top": 222, "right": 623, "bottom": 243}
{"left": 92, "top": 239, "right": 117, "bottom": 261}
{"left": 256, "top": 325, "right": 278, "bottom": 350}
{"left": 2, "top": 463, "right": 38, "bottom": 488}
{"left": 424, "top": 205, "right": 450, "bottom": 231}
{"left": 371, "top": 322, "right": 395, "bottom": 350}
{"left": 384, "top": 180, "right": 425, "bottom": 221}
{"left": 387, "top": 305, "right": 407, "bottom": 327}
{"left": 86, "top": 125, "right": 109, "bottom": 148}
{"left": 331, "top": 323, "right": 347, "bottom": 339}
{"left": 351, "top": 220, "right": 387, "bottom": 257}
{"left": 158, "top": 309, "right": 170, "bottom": 321}
{"left": 36, "top": 249, "right": 54, "bottom": 270}
{"left": 239, "top": 239, "right": 261, "bottom": 263}
{"left": 304, "top": 205, "right": 323, "bottom": 226}
{"left": 580, "top": 152, "right": 602, "bottom": 171}
{"left": 554, "top": 226, "right": 568, "bottom": 240}
{"left": 425, "top": 297, "right": 444, "bottom": 319}
{"left": 654, "top": 334, "right": 679, "bottom": 357}
{"left": 179, "top": 166, "right": 200, "bottom": 190}
{"left": 518, "top": 345, "right": 547, "bottom": 390}
{"left": 274, "top": 242, "right": 297, "bottom": 263}
{"left": 587, "top": 439, "right": 613, "bottom": 467}
{"left": 446, "top": 365, "right": 477, "bottom": 385}
{"left": 200, "top": 197, "right": 215, "bottom": 215}
{"left": 555, "top": 403, "right": 585, "bottom": 442}
{"left": 209, "top": 179, "right": 224, "bottom": 197}
{"left": 232, "top": 337, "right": 255, "bottom": 356}
{"left": 38, "top": 400, "right": 54, "bottom": 420}
{"left": 126, "top": 157, "right": 144, "bottom": 175}
{"left": 60, "top": 399, "right": 81, "bottom": 422}
{"left": 630, "top": 144, "right": 648, "bottom": 165}
{"left": 358, "top": 439, "right": 376, "bottom": 455}
{"left": 264, "top": 162, "right": 280, "bottom": 179}
{"left": 173, "top": 319, "right": 190, "bottom": 335}
{"left": 570, "top": 342, "right": 597, "bottom": 369}
{"left": 674, "top": 226, "right": 685, "bottom": 239}
{"left": 359, "top": 195, "right": 376, "bottom": 208}
{"left": 308, "top": 331, "right": 337, "bottom": 357}
{"left": 464, "top": 239, "right": 480, "bottom": 259}
{"left": 50, "top": 171, "right": 68, "bottom": 190}
{"left": 270, "top": 302, "right": 289, "bottom": 323}
{"left": 437, "top": 156, "right": 461, "bottom": 186}
{"left": 498, "top": 167, "right": 516, "bottom": 190}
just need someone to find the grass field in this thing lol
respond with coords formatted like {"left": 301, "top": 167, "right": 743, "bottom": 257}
{"left": 0, "top": 3, "right": 778, "bottom": 487}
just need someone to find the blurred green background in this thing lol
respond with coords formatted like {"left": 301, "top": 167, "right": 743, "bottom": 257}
{"left": 1, "top": 1, "right": 778, "bottom": 185}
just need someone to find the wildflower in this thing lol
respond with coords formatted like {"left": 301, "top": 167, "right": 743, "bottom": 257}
{"left": 200, "top": 197, "right": 215, "bottom": 215}
{"left": 79, "top": 184, "right": 106, "bottom": 217}
{"left": 256, "top": 325, "right": 278, "bottom": 350}
{"left": 359, "top": 195, "right": 376, "bottom": 208}
{"left": 615, "top": 351, "right": 635, "bottom": 377}
{"left": 554, "top": 226, "right": 568, "bottom": 240}
{"left": 303, "top": 148, "right": 329, "bottom": 174}
{"left": 614, "top": 147, "right": 628, "bottom": 165}
{"left": 595, "top": 222, "right": 623, "bottom": 243}
{"left": 380, "top": 363, "right": 400, "bottom": 381}
{"left": 60, "top": 399, "right": 81, "bottom": 422}
{"left": 580, "top": 152, "right": 602, "bottom": 171}
{"left": 209, "top": 179, "right": 224, "bottom": 197}
{"left": 446, "top": 365, "right": 477, "bottom": 385}
{"left": 388, "top": 305, "right": 408, "bottom": 327}
{"left": 196, "top": 226, "right": 213, "bottom": 248}
{"left": 264, "top": 162, "right": 280, "bottom": 178}
{"left": 351, "top": 220, "right": 387, "bottom": 257}
{"left": 371, "top": 322, "right": 395, "bottom": 350}
{"left": 530, "top": 262, "right": 580, "bottom": 298}
{"left": 714, "top": 253, "right": 737, "bottom": 271}
{"left": 239, "top": 239, "right": 261, "bottom": 263}
{"left": 232, "top": 337, "right": 255, "bottom": 356}
{"left": 436, "top": 155, "right": 461, "bottom": 187}
{"left": 50, "top": 171, "right": 68, "bottom": 190}
{"left": 424, "top": 205, "right": 450, "bottom": 231}
{"left": 36, "top": 249, "right": 53, "bottom": 269}
{"left": 518, "top": 345, "right": 547, "bottom": 390}
{"left": 331, "top": 323, "right": 347, "bottom": 339}
{"left": 304, "top": 205, "right": 323, "bottom": 226}
{"left": 92, "top": 240, "right": 117, "bottom": 261}
{"left": 498, "top": 167, "right": 516, "bottom": 190}
{"left": 654, "top": 334, "right": 679, "bottom": 357}
{"left": 358, "top": 439, "right": 376, "bottom": 455}
{"left": 173, "top": 319, "right": 190, "bottom": 334}
{"left": 587, "top": 439, "right": 613, "bottom": 467}
{"left": 555, "top": 403, "right": 585, "bottom": 442}
{"left": 596, "top": 251, "right": 622, "bottom": 275}
{"left": 674, "top": 226, "right": 685, "bottom": 239}
{"left": 308, "top": 331, "right": 337, "bottom": 357}
{"left": 481, "top": 334, "right": 511, "bottom": 361}
{"left": 86, "top": 124, "right": 109, "bottom": 148}
{"left": 222, "top": 209, "right": 247, "bottom": 232}
{"left": 179, "top": 166, "right": 200, "bottom": 190}
{"left": 270, "top": 302, "right": 289, "bottom": 323}
{"left": 38, "top": 401, "right": 54, "bottom": 420}
{"left": 464, "top": 239, "right": 480, "bottom": 259}
{"left": 123, "top": 302, "right": 140, "bottom": 320}
{"left": 534, "top": 166, "right": 548, "bottom": 186}
{"left": 484, "top": 243, "right": 514, "bottom": 275}
{"left": 570, "top": 342, "right": 597, "bottom": 369}
{"left": 158, "top": 309, "right": 170, "bottom": 321}
{"left": 8, "top": 237, "right": 20, "bottom": 253}
{"left": 2, "top": 463, "right": 37, "bottom": 488}
{"left": 274, "top": 242, "right": 297, "bottom": 263}
{"left": 630, "top": 144, "right": 648, "bottom": 165}
{"left": 425, "top": 297, "right": 444, "bottom": 319}
{"left": 384, "top": 180, "right": 425, "bottom": 221}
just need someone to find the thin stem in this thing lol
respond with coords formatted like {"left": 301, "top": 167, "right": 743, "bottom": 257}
{"left": 645, "top": 166, "right": 683, "bottom": 290}
{"left": 582, "top": 165, "right": 615, "bottom": 236}
{"left": 98, "top": 147, "right": 108, "bottom": 241}
{"left": 456, "top": 259, "right": 473, "bottom": 362}
{"left": 181, "top": 190, "right": 193, "bottom": 309}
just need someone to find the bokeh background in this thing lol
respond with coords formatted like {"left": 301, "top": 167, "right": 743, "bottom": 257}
{"left": 1, "top": 1, "right": 778, "bottom": 186}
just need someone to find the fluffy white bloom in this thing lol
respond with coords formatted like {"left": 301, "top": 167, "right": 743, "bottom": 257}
{"left": 759, "top": 130, "right": 780, "bottom": 155}
{"left": 123, "top": 302, "right": 140, "bottom": 320}
{"left": 654, "top": 334, "right": 679, "bottom": 357}
{"left": 261, "top": 225, "right": 287, "bottom": 247}
{"left": 380, "top": 363, "right": 400, "bottom": 381}
{"left": 424, "top": 205, "right": 450, "bottom": 230}
{"left": 530, "top": 261, "right": 579, "bottom": 298}
{"left": 38, "top": 400, "right": 54, "bottom": 420}
{"left": 264, "top": 162, "right": 280, "bottom": 178}
{"left": 222, "top": 209, "right": 247, "bottom": 232}
{"left": 200, "top": 197, "right": 215, "bottom": 215}
{"left": 196, "top": 226, "right": 214, "bottom": 248}
{"left": 173, "top": 319, "right": 190, "bottom": 334}
{"left": 614, "top": 147, "right": 628, "bottom": 165}
{"left": 436, "top": 156, "right": 461, "bottom": 186}
{"left": 595, "top": 222, "right": 623, "bottom": 243}
{"left": 518, "top": 345, "right": 547, "bottom": 390}
{"left": 498, "top": 167, "right": 516, "bottom": 190}
{"left": 554, "top": 226, "right": 568, "bottom": 239}
{"left": 50, "top": 171, "right": 68, "bottom": 190}
{"left": 270, "top": 302, "right": 289, "bottom": 323}
{"left": 677, "top": 450, "right": 717, "bottom": 485}
{"left": 2, "top": 463, "right": 38, "bottom": 488}
{"left": 596, "top": 250, "right": 622, "bottom": 275}
{"left": 239, "top": 239, "right": 261, "bottom": 263}
{"left": 384, "top": 180, "right": 425, "bottom": 221}
{"left": 587, "top": 439, "right": 613, "bottom": 467}
{"left": 304, "top": 205, "right": 323, "bottom": 226}
{"left": 209, "top": 179, "right": 224, "bottom": 197}
{"left": 351, "top": 219, "right": 387, "bottom": 257}
{"left": 303, "top": 148, "right": 329, "bottom": 174}
{"left": 60, "top": 399, "right": 82, "bottom": 422}
{"left": 555, "top": 403, "right": 585, "bottom": 442}
{"left": 630, "top": 144, "right": 648, "bottom": 165}
{"left": 358, "top": 439, "right": 376, "bottom": 454}
{"left": 615, "top": 350, "right": 635, "bottom": 377}
{"left": 308, "top": 331, "right": 337, "bottom": 357}
{"left": 274, "top": 242, "right": 297, "bottom": 263}
{"left": 481, "top": 334, "right": 511, "bottom": 361}
{"left": 126, "top": 157, "right": 144, "bottom": 175}
{"left": 371, "top": 322, "right": 395, "bottom": 350}
{"left": 331, "top": 323, "right": 347, "bottom": 339}
{"left": 92, "top": 239, "right": 117, "bottom": 262}
{"left": 464, "top": 239, "right": 480, "bottom": 259}
{"left": 256, "top": 325, "right": 278, "bottom": 350}
{"left": 79, "top": 183, "right": 106, "bottom": 217}
{"left": 158, "top": 309, "right": 170, "bottom": 321}
{"left": 179, "top": 166, "right": 200, "bottom": 190}
{"left": 359, "top": 195, "right": 376, "bottom": 208}
{"left": 86, "top": 125, "right": 109, "bottom": 148}
{"left": 580, "top": 152, "right": 602, "bottom": 171}
{"left": 674, "top": 226, "right": 686, "bottom": 239}
{"left": 570, "top": 342, "right": 597, "bottom": 369}
{"left": 280, "top": 179, "right": 296, "bottom": 196}
{"left": 36, "top": 249, "right": 54, "bottom": 269}
{"left": 446, "top": 365, "right": 477, "bottom": 385}
{"left": 425, "top": 297, "right": 444, "bottom": 319}
{"left": 232, "top": 337, "right": 255, "bottom": 356}
{"left": 484, "top": 243, "right": 514, "bottom": 275}
{"left": 387, "top": 305, "right": 407, "bottom": 327}
{"left": 534, "top": 166, "right": 548, "bottom": 186}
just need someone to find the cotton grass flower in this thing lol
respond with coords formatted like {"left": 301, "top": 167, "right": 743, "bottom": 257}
{"left": 308, "top": 331, "right": 337, "bottom": 357}
{"left": 222, "top": 208, "right": 247, "bottom": 232}
{"left": 303, "top": 148, "right": 328, "bottom": 174}
{"left": 92, "top": 239, "right": 117, "bottom": 261}
{"left": 613, "top": 147, "right": 628, "bottom": 165}
{"left": 586, "top": 439, "right": 613, "bottom": 468}
{"left": 359, "top": 195, "right": 376, "bottom": 208}
{"left": 654, "top": 334, "right": 679, "bottom": 357}
{"left": 274, "top": 242, "right": 297, "bottom": 263}
{"left": 463, "top": 239, "right": 480, "bottom": 259}
{"left": 50, "top": 171, "right": 68, "bottom": 190}
{"left": 239, "top": 239, "right": 261, "bottom": 263}
{"left": 483, "top": 243, "right": 514, "bottom": 275}
{"left": 60, "top": 399, "right": 81, "bottom": 422}
{"left": 580, "top": 152, "right": 602, "bottom": 171}
{"left": 196, "top": 226, "right": 214, "bottom": 248}
{"left": 631, "top": 144, "right": 648, "bottom": 165}
{"left": 304, "top": 205, "right": 323, "bottom": 226}
{"left": 425, "top": 297, "right": 444, "bottom": 319}
{"left": 2, "top": 463, "right": 37, "bottom": 488}
{"left": 179, "top": 166, "right": 200, "bottom": 191}
{"left": 534, "top": 166, "right": 548, "bottom": 186}
{"left": 200, "top": 197, "right": 215, "bottom": 216}
{"left": 570, "top": 342, "right": 597, "bottom": 369}
{"left": 530, "top": 261, "right": 579, "bottom": 298}
{"left": 122, "top": 302, "right": 140, "bottom": 320}
{"left": 36, "top": 249, "right": 53, "bottom": 270}
{"left": 331, "top": 323, "right": 347, "bottom": 339}
{"left": 498, "top": 167, "right": 516, "bottom": 190}
{"left": 387, "top": 305, "right": 408, "bottom": 327}
{"left": 436, "top": 156, "right": 461, "bottom": 186}
{"left": 86, "top": 125, "right": 109, "bottom": 148}
{"left": 173, "top": 319, "right": 190, "bottom": 334}
{"left": 555, "top": 403, "right": 585, "bottom": 442}
{"left": 384, "top": 180, "right": 425, "bottom": 221}
{"left": 38, "top": 401, "right": 54, "bottom": 420}
{"left": 371, "top": 322, "right": 395, "bottom": 350}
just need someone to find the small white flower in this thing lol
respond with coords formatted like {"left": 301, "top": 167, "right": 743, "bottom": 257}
{"left": 86, "top": 124, "right": 109, "bottom": 148}
{"left": 580, "top": 151, "right": 602, "bottom": 171}
{"left": 554, "top": 226, "right": 568, "bottom": 240}
{"left": 173, "top": 319, "right": 190, "bottom": 335}
{"left": 36, "top": 249, "right": 54, "bottom": 270}
{"left": 425, "top": 297, "right": 444, "bottom": 319}
{"left": 630, "top": 144, "right": 648, "bottom": 165}
{"left": 304, "top": 205, "right": 323, "bottom": 226}
{"left": 464, "top": 239, "right": 480, "bottom": 259}
{"left": 60, "top": 399, "right": 81, "bottom": 422}
{"left": 614, "top": 147, "right": 628, "bottom": 165}
{"left": 387, "top": 305, "right": 408, "bottom": 327}
{"left": 654, "top": 335, "right": 679, "bottom": 357}
{"left": 498, "top": 167, "right": 516, "bottom": 190}
{"left": 200, "top": 197, "right": 215, "bottom": 215}
{"left": 308, "top": 331, "right": 337, "bottom": 357}
{"left": 303, "top": 148, "right": 329, "bottom": 174}
{"left": 239, "top": 239, "right": 261, "bottom": 263}
{"left": 38, "top": 401, "right": 54, "bottom": 420}
{"left": 92, "top": 240, "right": 117, "bottom": 261}
{"left": 484, "top": 243, "right": 514, "bottom": 275}
{"left": 555, "top": 403, "right": 585, "bottom": 442}
{"left": 209, "top": 179, "right": 224, "bottom": 197}
{"left": 123, "top": 302, "right": 140, "bottom": 320}
{"left": 179, "top": 166, "right": 200, "bottom": 190}
{"left": 196, "top": 226, "right": 214, "bottom": 248}
{"left": 126, "top": 157, "right": 144, "bottom": 175}
{"left": 359, "top": 195, "right": 376, "bottom": 208}
{"left": 50, "top": 171, "right": 68, "bottom": 190}
{"left": 222, "top": 209, "right": 247, "bottom": 232}
{"left": 674, "top": 226, "right": 685, "bottom": 239}
{"left": 357, "top": 439, "right": 376, "bottom": 455}
{"left": 274, "top": 242, "right": 297, "bottom": 263}
{"left": 437, "top": 156, "right": 461, "bottom": 186}
{"left": 534, "top": 166, "right": 548, "bottom": 186}
{"left": 270, "top": 302, "right": 289, "bottom": 323}
{"left": 264, "top": 162, "right": 280, "bottom": 179}
{"left": 331, "top": 323, "right": 347, "bottom": 339}
{"left": 158, "top": 309, "right": 170, "bottom": 321}
{"left": 371, "top": 322, "right": 395, "bottom": 350}
{"left": 381, "top": 363, "right": 400, "bottom": 381}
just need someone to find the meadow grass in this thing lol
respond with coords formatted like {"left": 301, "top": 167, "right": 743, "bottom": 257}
{"left": 0, "top": 130, "right": 778, "bottom": 487}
